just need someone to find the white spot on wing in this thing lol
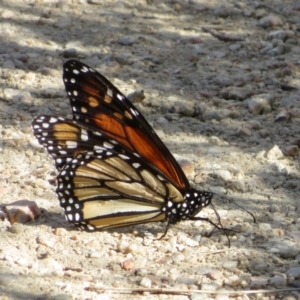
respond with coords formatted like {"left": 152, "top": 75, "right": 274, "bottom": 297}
{"left": 94, "top": 145, "right": 104, "bottom": 151}
{"left": 49, "top": 117, "right": 58, "bottom": 123}
{"left": 130, "top": 108, "right": 138, "bottom": 116}
{"left": 81, "top": 129, "right": 88, "bottom": 141}
{"left": 132, "top": 162, "right": 140, "bottom": 169}
{"left": 157, "top": 175, "right": 164, "bottom": 181}
{"left": 103, "top": 141, "right": 114, "bottom": 149}
{"left": 66, "top": 141, "right": 78, "bottom": 148}
{"left": 75, "top": 213, "right": 80, "bottom": 221}
{"left": 87, "top": 224, "right": 95, "bottom": 230}
{"left": 81, "top": 66, "right": 89, "bottom": 73}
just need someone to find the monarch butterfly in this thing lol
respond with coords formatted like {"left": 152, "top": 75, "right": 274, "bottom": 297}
{"left": 32, "top": 60, "right": 230, "bottom": 238}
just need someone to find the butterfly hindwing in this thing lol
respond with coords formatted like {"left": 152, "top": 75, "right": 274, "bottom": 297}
{"left": 56, "top": 147, "right": 180, "bottom": 231}
{"left": 32, "top": 115, "right": 188, "bottom": 231}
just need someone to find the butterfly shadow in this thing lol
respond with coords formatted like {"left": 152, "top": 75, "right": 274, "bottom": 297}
{"left": 22, "top": 207, "right": 166, "bottom": 238}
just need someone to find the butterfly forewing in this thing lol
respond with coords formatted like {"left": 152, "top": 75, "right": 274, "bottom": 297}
{"left": 63, "top": 60, "right": 189, "bottom": 190}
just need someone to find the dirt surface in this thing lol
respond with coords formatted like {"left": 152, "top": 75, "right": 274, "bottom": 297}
{"left": 1, "top": 0, "right": 300, "bottom": 299}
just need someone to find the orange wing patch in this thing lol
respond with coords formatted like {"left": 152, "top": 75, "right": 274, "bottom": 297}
{"left": 87, "top": 96, "right": 100, "bottom": 107}
{"left": 92, "top": 113, "right": 185, "bottom": 189}
{"left": 126, "top": 126, "right": 184, "bottom": 189}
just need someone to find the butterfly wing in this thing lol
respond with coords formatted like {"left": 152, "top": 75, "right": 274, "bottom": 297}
{"left": 32, "top": 115, "right": 108, "bottom": 170}
{"left": 32, "top": 116, "right": 186, "bottom": 230}
{"left": 56, "top": 146, "right": 184, "bottom": 231}
{"left": 32, "top": 116, "right": 213, "bottom": 230}
{"left": 62, "top": 60, "right": 189, "bottom": 190}
{"left": 32, "top": 60, "right": 215, "bottom": 233}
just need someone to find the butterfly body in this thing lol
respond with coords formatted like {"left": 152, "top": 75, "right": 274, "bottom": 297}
{"left": 32, "top": 60, "right": 213, "bottom": 234}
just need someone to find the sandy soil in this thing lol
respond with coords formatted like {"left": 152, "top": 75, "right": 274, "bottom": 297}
{"left": 1, "top": 0, "right": 300, "bottom": 299}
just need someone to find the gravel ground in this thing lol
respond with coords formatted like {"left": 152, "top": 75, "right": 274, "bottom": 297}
{"left": 1, "top": 0, "right": 300, "bottom": 299}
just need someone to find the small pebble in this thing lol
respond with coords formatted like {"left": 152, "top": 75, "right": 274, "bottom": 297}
{"left": 269, "top": 274, "right": 287, "bottom": 288}
{"left": 140, "top": 277, "right": 152, "bottom": 288}
{"left": 118, "top": 35, "right": 138, "bottom": 46}
{"left": 5, "top": 200, "right": 41, "bottom": 224}
{"left": 286, "top": 267, "right": 300, "bottom": 278}
{"left": 247, "top": 94, "right": 272, "bottom": 115}
{"left": 224, "top": 275, "right": 240, "bottom": 287}
{"left": 221, "top": 86, "right": 253, "bottom": 100}
{"left": 222, "top": 260, "right": 238, "bottom": 270}
{"left": 213, "top": 169, "right": 232, "bottom": 181}
{"left": 258, "top": 14, "right": 282, "bottom": 28}
{"left": 284, "top": 145, "right": 298, "bottom": 157}
{"left": 115, "top": 53, "right": 132, "bottom": 65}
{"left": 127, "top": 89, "right": 145, "bottom": 103}
{"left": 36, "top": 235, "right": 56, "bottom": 248}
{"left": 266, "top": 145, "right": 284, "bottom": 160}
{"left": 275, "top": 110, "right": 290, "bottom": 122}
{"left": 268, "top": 30, "right": 294, "bottom": 41}
{"left": 200, "top": 282, "right": 220, "bottom": 291}
{"left": 122, "top": 259, "right": 134, "bottom": 271}
{"left": 207, "top": 270, "right": 223, "bottom": 280}
{"left": 63, "top": 48, "right": 77, "bottom": 58}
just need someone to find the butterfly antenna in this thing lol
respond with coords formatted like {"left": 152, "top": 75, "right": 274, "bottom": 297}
{"left": 213, "top": 192, "right": 256, "bottom": 223}
{"left": 231, "top": 200, "right": 256, "bottom": 223}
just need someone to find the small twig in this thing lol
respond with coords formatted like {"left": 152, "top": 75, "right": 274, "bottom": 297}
{"left": 258, "top": 4, "right": 297, "bottom": 25}
{"left": 279, "top": 84, "right": 298, "bottom": 91}
{"left": 86, "top": 286, "right": 300, "bottom": 295}
{"left": 260, "top": 4, "right": 288, "bottom": 18}
{"left": 265, "top": 81, "right": 298, "bottom": 91}
{"left": 200, "top": 249, "right": 231, "bottom": 255}
{"left": 202, "top": 27, "right": 244, "bottom": 42}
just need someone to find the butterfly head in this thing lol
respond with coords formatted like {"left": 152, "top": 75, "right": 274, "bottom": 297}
{"left": 163, "top": 189, "right": 213, "bottom": 224}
